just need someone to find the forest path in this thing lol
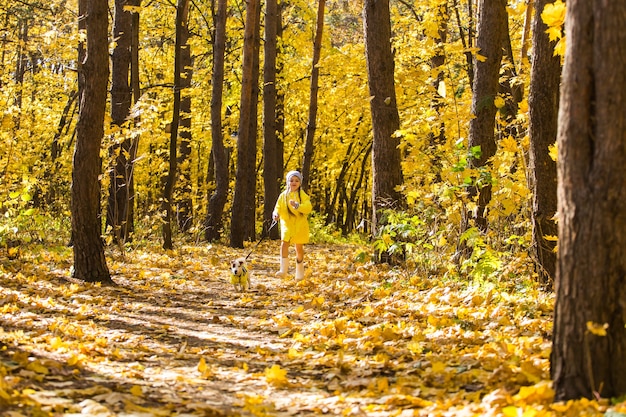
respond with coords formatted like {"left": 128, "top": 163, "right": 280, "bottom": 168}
{"left": 0, "top": 241, "right": 375, "bottom": 416}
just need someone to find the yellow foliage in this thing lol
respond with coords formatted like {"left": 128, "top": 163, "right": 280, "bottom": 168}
{"left": 586, "top": 321, "right": 608, "bottom": 337}
{"left": 264, "top": 364, "right": 289, "bottom": 387}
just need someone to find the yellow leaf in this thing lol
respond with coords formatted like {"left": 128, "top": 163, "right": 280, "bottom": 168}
{"left": 67, "top": 354, "right": 80, "bottom": 366}
{"left": 431, "top": 361, "right": 446, "bottom": 373}
{"left": 198, "top": 357, "right": 208, "bottom": 373}
{"left": 198, "top": 357, "right": 213, "bottom": 378}
{"left": 586, "top": 321, "right": 608, "bottom": 336}
{"left": 130, "top": 385, "right": 143, "bottom": 397}
{"left": 513, "top": 381, "right": 555, "bottom": 403}
{"left": 546, "top": 27, "right": 562, "bottom": 42}
{"left": 475, "top": 53, "right": 487, "bottom": 62}
{"left": 377, "top": 377, "right": 389, "bottom": 393}
{"left": 50, "top": 336, "right": 65, "bottom": 350}
{"left": 502, "top": 406, "right": 519, "bottom": 417}
{"left": 123, "top": 5, "right": 142, "bottom": 13}
{"left": 500, "top": 135, "right": 517, "bottom": 153}
{"left": 26, "top": 361, "right": 49, "bottom": 375}
{"left": 494, "top": 96, "right": 506, "bottom": 109}
{"left": 264, "top": 364, "right": 288, "bottom": 387}
{"left": 541, "top": 0, "right": 566, "bottom": 28}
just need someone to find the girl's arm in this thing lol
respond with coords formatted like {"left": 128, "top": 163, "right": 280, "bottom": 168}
{"left": 297, "top": 191, "right": 313, "bottom": 215}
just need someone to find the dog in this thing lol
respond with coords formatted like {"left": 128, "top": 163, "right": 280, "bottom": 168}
{"left": 230, "top": 257, "right": 251, "bottom": 291}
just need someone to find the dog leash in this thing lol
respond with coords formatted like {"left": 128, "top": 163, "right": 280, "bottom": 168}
{"left": 245, "top": 218, "right": 278, "bottom": 260}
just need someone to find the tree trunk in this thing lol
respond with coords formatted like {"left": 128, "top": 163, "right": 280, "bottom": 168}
{"left": 262, "top": 0, "right": 282, "bottom": 240}
{"left": 453, "top": 0, "right": 474, "bottom": 90}
{"left": 176, "top": 17, "right": 193, "bottom": 233}
{"left": 230, "top": 0, "right": 260, "bottom": 248}
{"left": 363, "top": 0, "right": 404, "bottom": 238}
{"left": 552, "top": 0, "right": 626, "bottom": 401}
{"left": 71, "top": 0, "right": 112, "bottom": 283}
{"left": 466, "top": 0, "right": 507, "bottom": 232}
{"left": 528, "top": 0, "right": 560, "bottom": 288}
{"left": 428, "top": 0, "right": 448, "bottom": 181}
{"left": 162, "top": 0, "right": 190, "bottom": 249}
{"left": 107, "top": 0, "right": 134, "bottom": 243}
{"left": 301, "top": 0, "right": 326, "bottom": 192}
{"left": 204, "top": 0, "right": 229, "bottom": 243}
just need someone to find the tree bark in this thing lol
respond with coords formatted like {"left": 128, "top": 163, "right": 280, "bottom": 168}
{"left": 107, "top": 0, "right": 135, "bottom": 243}
{"left": 262, "top": 0, "right": 282, "bottom": 240}
{"left": 204, "top": 0, "right": 229, "bottom": 242}
{"left": 71, "top": 0, "right": 112, "bottom": 283}
{"left": 467, "top": 0, "right": 507, "bottom": 232}
{"left": 528, "top": 0, "right": 560, "bottom": 288}
{"left": 552, "top": 0, "right": 626, "bottom": 401}
{"left": 176, "top": 14, "right": 193, "bottom": 233}
{"left": 230, "top": 0, "right": 260, "bottom": 248}
{"left": 363, "top": 0, "right": 404, "bottom": 237}
{"left": 301, "top": 0, "right": 326, "bottom": 192}
{"left": 162, "top": 0, "right": 190, "bottom": 249}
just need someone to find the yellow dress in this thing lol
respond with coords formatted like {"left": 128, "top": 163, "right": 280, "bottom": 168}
{"left": 273, "top": 189, "right": 312, "bottom": 244}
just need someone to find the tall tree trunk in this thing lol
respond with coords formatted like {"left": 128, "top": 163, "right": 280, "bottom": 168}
{"left": 528, "top": 0, "right": 560, "bottom": 288}
{"left": 466, "top": 0, "right": 507, "bottom": 232}
{"left": 301, "top": 0, "right": 326, "bottom": 192}
{"left": 13, "top": 19, "right": 28, "bottom": 130}
{"left": 127, "top": 0, "right": 141, "bottom": 238}
{"left": 262, "top": 0, "right": 282, "bottom": 239}
{"left": 71, "top": 0, "right": 112, "bottom": 283}
{"left": 453, "top": 0, "right": 474, "bottom": 90}
{"left": 551, "top": 0, "right": 626, "bottom": 401}
{"left": 107, "top": 0, "right": 134, "bottom": 243}
{"left": 230, "top": 0, "right": 260, "bottom": 248}
{"left": 363, "top": 0, "right": 404, "bottom": 239}
{"left": 518, "top": 0, "right": 533, "bottom": 72}
{"left": 176, "top": 17, "right": 193, "bottom": 233}
{"left": 162, "top": 0, "right": 190, "bottom": 249}
{"left": 275, "top": 2, "right": 285, "bottom": 188}
{"left": 204, "top": 0, "right": 229, "bottom": 243}
{"left": 428, "top": 0, "right": 448, "bottom": 181}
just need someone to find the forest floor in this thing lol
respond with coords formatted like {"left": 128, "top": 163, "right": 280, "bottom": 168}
{"left": 0, "top": 241, "right": 622, "bottom": 416}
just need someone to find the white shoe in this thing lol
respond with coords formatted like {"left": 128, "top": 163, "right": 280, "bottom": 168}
{"left": 276, "top": 258, "right": 289, "bottom": 278}
{"left": 295, "top": 261, "right": 304, "bottom": 280}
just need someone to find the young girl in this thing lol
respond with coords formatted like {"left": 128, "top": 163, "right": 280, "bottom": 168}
{"left": 272, "top": 170, "right": 312, "bottom": 279}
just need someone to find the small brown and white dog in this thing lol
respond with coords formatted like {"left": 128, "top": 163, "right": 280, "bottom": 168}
{"left": 230, "top": 257, "right": 251, "bottom": 291}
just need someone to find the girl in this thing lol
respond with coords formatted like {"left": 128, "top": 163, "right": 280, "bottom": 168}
{"left": 272, "top": 170, "right": 312, "bottom": 279}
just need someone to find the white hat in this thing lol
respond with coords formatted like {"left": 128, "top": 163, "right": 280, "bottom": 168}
{"left": 286, "top": 170, "right": 302, "bottom": 183}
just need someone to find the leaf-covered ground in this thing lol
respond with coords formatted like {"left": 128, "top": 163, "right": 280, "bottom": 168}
{"left": 0, "top": 242, "right": 623, "bottom": 416}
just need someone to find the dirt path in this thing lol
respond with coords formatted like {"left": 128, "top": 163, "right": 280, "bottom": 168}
{"left": 0, "top": 242, "right": 366, "bottom": 416}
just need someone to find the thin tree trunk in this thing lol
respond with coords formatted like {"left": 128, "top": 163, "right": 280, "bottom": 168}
{"left": 205, "top": 0, "right": 229, "bottom": 243}
{"left": 230, "top": 0, "right": 260, "bottom": 248}
{"left": 519, "top": 0, "right": 533, "bottom": 73}
{"left": 107, "top": 0, "right": 134, "bottom": 243}
{"left": 301, "top": 0, "right": 326, "bottom": 191}
{"left": 528, "top": 0, "right": 560, "bottom": 288}
{"left": 263, "top": 0, "right": 282, "bottom": 239}
{"left": 363, "top": 0, "right": 405, "bottom": 240}
{"left": 176, "top": 17, "right": 193, "bottom": 233}
{"left": 162, "top": 0, "right": 190, "bottom": 249}
{"left": 428, "top": 0, "right": 448, "bottom": 181}
{"left": 71, "top": 0, "right": 112, "bottom": 283}
{"left": 466, "top": 0, "right": 507, "bottom": 232}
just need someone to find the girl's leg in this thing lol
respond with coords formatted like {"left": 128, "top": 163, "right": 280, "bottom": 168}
{"left": 276, "top": 241, "right": 290, "bottom": 277}
{"left": 295, "top": 244, "right": 305, "bottom": 279}
{"left": 295, "top": 243, "right": 304, "bottom": 262}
